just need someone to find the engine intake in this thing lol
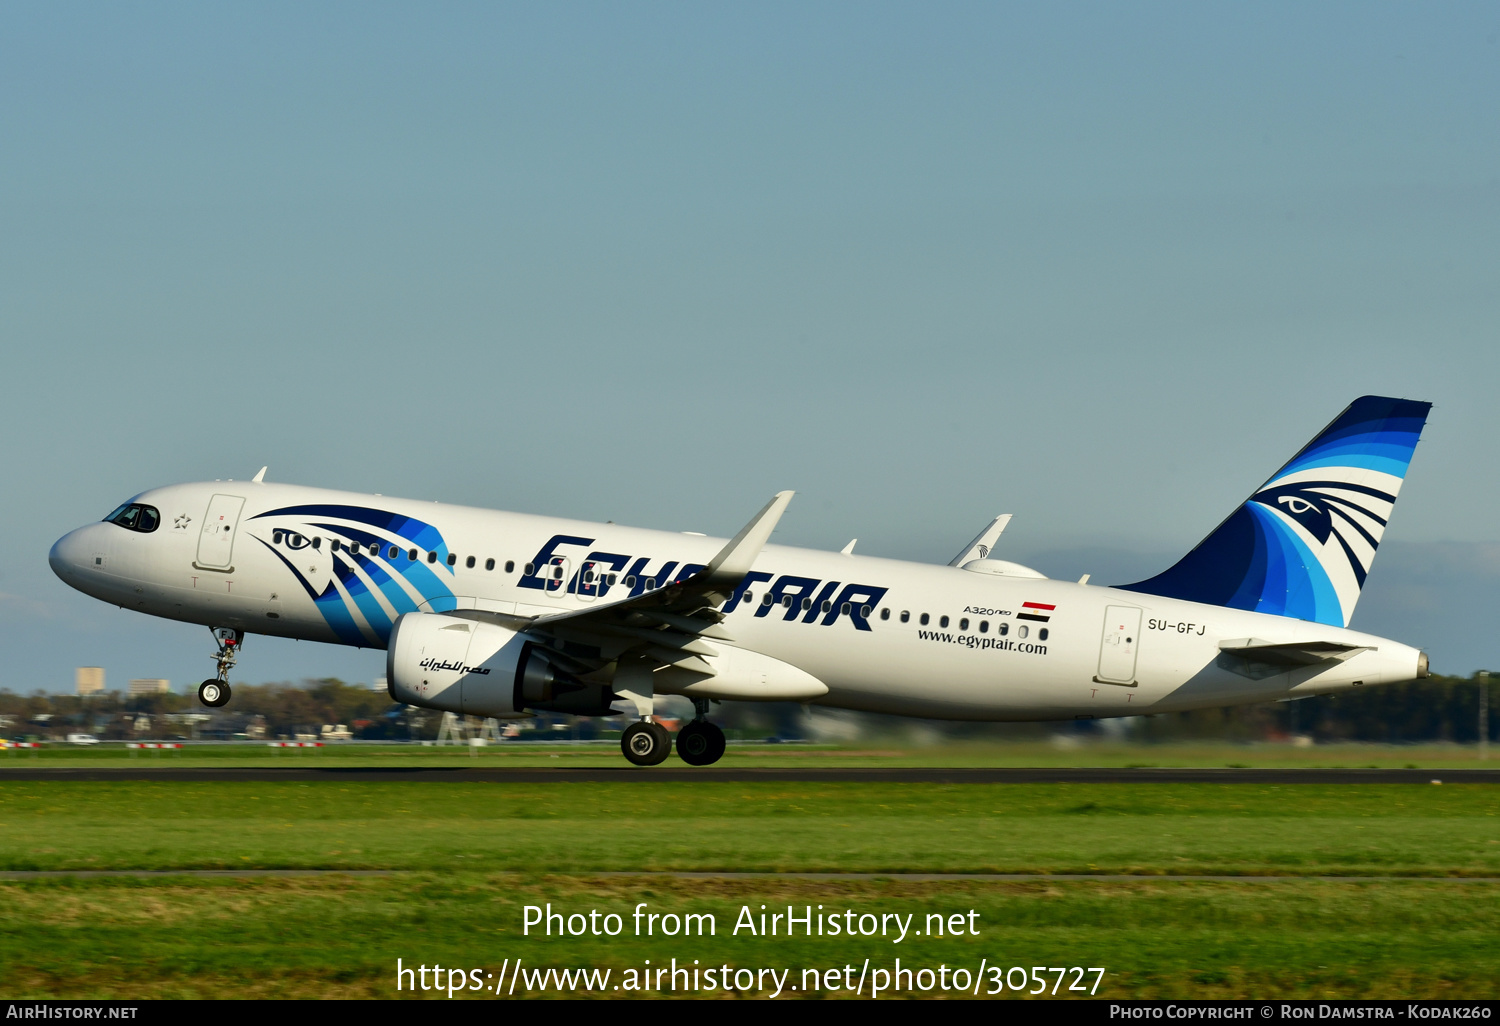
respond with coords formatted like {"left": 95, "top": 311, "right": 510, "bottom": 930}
{"left": 386, "top": 612, "right": 615, "bottom": 718}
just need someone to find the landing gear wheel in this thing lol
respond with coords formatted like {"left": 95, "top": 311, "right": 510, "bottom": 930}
{"left": 198, "top": 679, "right": 231, "bottom": 708}
{"left": 676, "top": 720, "right": 726, "bottom": 766}
{"left": 620, "top": 721, "right": 671, "bottom": 767}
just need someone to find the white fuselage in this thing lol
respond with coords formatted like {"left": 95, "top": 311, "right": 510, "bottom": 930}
{"left": 49, "top": 480, "right": 1425, "bottom": 720}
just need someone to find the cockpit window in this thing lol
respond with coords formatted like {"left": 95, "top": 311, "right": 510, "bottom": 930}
{"left": 104, "top": 503, "right": 161, "bottom": 533}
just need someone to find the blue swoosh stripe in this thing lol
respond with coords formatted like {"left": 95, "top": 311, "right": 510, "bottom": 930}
{"left": 252, "top": 504, "right": 451, "bottom": 565}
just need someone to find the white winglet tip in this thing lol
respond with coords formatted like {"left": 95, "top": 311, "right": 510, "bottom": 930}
{"left": 252, "top": 466, "right": 268, "bottom": 484}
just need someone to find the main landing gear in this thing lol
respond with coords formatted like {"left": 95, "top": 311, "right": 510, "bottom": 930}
{"left": 676, "top": 698, "right": 726, "bottom": 766}
{"left": 617, "top": 699, "right": 727, "bottom": 767}
{"left": 620, "top": 720, "right": 672, "bottom": 766}
{"left": 198, "top": 627, "right": 242, "bottom": 709}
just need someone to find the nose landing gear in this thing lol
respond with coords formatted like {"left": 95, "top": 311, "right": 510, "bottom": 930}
{"left": 198, "top": 679, "right": 230, "bottom": 707}
{"left": 198, "top": 627, "right": 242, "bottom": 708}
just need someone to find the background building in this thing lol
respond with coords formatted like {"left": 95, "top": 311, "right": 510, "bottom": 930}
{"left": 75, "top": 667, "right": 104, "bottom": 697}
{"left": 127, "top": 679, "right": 171, "bottom": 696}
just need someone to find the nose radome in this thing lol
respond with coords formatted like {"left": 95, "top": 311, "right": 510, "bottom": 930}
{"left": 49, "top": 533, "right": 73, "bottom": 579}
{"left": 49, "top": 526, "right": 93, "bottom": 581}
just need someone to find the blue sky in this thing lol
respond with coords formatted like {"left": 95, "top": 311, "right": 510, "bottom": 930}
{"left": 3, "top": 2, "right": 1498, "bottom": 692}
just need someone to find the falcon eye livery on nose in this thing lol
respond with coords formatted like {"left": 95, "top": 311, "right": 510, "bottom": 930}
{"left": 49, "top": 396, "right": 1432, "bottom": 766}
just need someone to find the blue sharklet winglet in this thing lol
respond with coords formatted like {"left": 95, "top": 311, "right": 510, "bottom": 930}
{"left": 1117, "top": 396, "right": 1432, "bottom": 627}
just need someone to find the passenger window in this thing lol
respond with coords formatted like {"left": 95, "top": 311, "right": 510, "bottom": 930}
{"left": 331, "top": 540, "right": 341, "bottom": 552}
{"left": 607, "top": 574, "right": 617, "bottom": 585}
{"left": 485, "top": 558, "right": 495, "bottom": 571}
{"left": 821, "top": 600, "right": 831, "bottom": 613}
{"left": 524, "top": 563, "right": 535, "bottom": 575}
{"left": 1018, "top": 625, "right": 1029, "bottom": 639}
{"left": 428, "top": 552, "right": 438, "bottom": 564}
{"left": 860, "top": 604, "right": 871, "bottom": 618}
{"left": 742, "top": 592, "right": 753, "bottom": 606}
{"left": 505, "top": 560, "right": 515, "bottom": 573}
{"left": 998, "top": 622, "right": 1009, "bottom": 636}
{"left": 978, "top": 621, "right": 988, "bottom": 633}
{"left": 880, "top": 608, "right": 890, "bottom": 621}
{"left": 388, "top": 546, "right": 399, "bottom": 559}
{"left": 311, "top": 537, "right": 321, "bottom": 550}
{"left": 920, "top": 613, "right": 930, "bottom": 626}
{"left": 959, "top": 618, "right": 969, "bottom": 631}
{"left": 409, "top": 548, "right": 418, "bottom": 561}
{"left": 1039, "top": 628, "right": 1049, "bottom": 641}
{"left": 368, "top": 544, "right": 379, "bottom": 556}
{"left": 841, "top": 602, "right": 852, "bottom": 615}
{"left": 900, "top": 610, "right": 910, "bottom": 623}
{"left": 449, "top": 553, "right": 459, "bottom": 567}
{"left": 939, "top": 615, "right": 950, "bottom": 628}
{"left": 466, "top": 556, "right": 476, "bottom": 569}
{"left": 801, "top": 597, "right": 812, "bottom": 610}
{"left": 625, "top": 575, "right": 637, "bottom": 587}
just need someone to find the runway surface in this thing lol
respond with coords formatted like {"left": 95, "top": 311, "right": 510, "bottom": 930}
{"left": 2, "top": 766, "right": 1497, "bottom": 783}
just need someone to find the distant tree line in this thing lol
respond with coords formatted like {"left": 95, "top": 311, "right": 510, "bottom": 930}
{"left": 1127, "top": 673, "right": 1496, "bottom": 744}
{"left": 2, "top": 673, "right": 1494, "bottom": 744}
{"left": 0, "top": 680, "right": 410, "bottom": 741}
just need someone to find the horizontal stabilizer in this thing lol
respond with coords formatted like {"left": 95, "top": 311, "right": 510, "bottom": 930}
{"left": 1218, "top": 638, "right": 1371, "bottom": 669}
{"left": 1215, "top": 637, "right": 1373, "bottom": 681}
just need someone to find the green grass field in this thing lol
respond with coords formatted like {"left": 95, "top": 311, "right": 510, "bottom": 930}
{"left": 2, "top": 778, "right": 1498, "bottom": 999}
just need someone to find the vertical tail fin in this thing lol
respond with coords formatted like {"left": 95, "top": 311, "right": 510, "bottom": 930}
{"left": 1118, "top": 396, "right": 1432, "bottom": 627}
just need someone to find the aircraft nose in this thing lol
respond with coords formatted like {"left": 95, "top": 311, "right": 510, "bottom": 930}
{"left": 49, "top": 526, "right": 94, "bottom": 582}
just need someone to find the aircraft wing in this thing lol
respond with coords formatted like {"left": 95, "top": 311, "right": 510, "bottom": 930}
{"left": 457, "top": 491, "right": 794, "bottom": 675}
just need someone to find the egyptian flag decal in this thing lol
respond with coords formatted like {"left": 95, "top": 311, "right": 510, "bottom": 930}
{"left": 1018, "top": 601, "right": 1055, "bottom": 623}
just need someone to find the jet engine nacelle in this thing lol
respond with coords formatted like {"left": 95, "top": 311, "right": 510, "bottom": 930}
{"left": 386, "top": 612, "right": 615, "bottom": 718}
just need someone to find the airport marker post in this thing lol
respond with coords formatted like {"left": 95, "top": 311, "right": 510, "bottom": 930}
{"left": 1480, "top": 670, "right": 1489, "bottom": 762}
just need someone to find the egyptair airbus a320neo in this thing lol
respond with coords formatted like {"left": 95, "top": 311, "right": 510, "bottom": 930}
{"left": 50, "top": 396, "right": 1432, "bottom": 765}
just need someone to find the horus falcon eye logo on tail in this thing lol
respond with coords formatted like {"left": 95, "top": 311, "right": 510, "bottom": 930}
{"left": 1248, "top": 479, "right": 1394, "bottom": 588}
{"left": 1119, "top": 396, "right": 1431, "bottom": 628}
